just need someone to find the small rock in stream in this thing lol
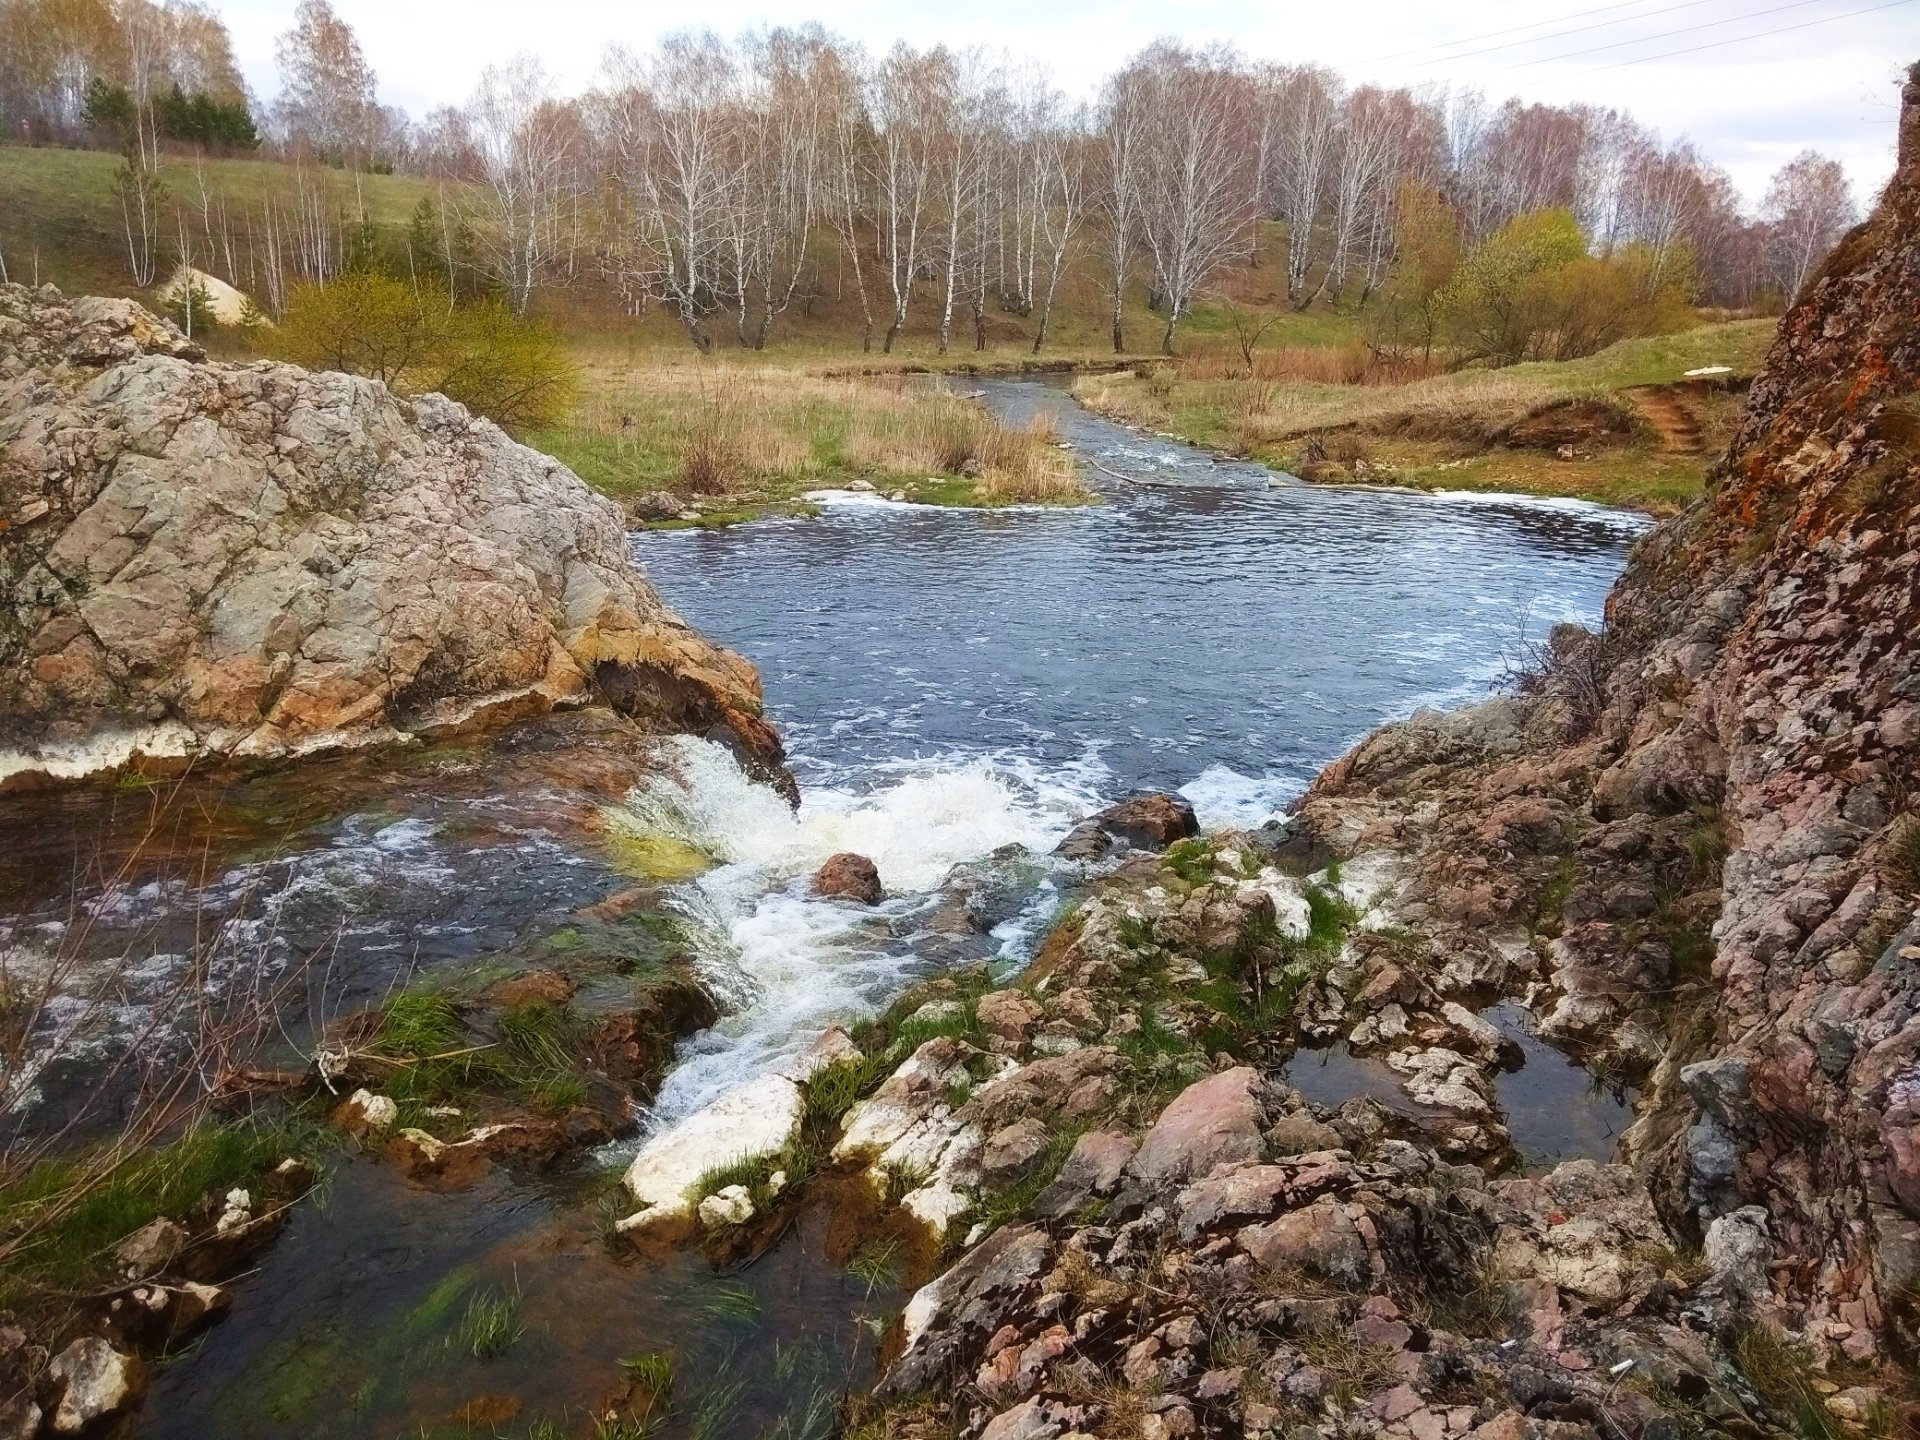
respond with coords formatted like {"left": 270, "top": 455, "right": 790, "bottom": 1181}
{"left": 813, "top": 852, "right": 883, "bottom": 904}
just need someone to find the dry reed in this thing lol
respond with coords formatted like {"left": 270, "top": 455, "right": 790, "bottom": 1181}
{"left": 548, "top": 360, "right": 1087, "bottom": 504}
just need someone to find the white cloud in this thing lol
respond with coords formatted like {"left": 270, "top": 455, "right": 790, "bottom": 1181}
{"left": 219, "top": 0, "right": 1911, "bottom": 208}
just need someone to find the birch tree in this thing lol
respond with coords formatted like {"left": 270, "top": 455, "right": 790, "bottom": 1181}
{"left": 466, "top": 55, "right": 581, "bottom": 315}
{"left": 1272, "top": 65, "right": 1339, "bottom": 305}
{"left": 1095, "top": 62, "right": 1148, "bottom": 353}
{"left": 273, "top": 0, "right": 376, "bottom": 165}
{"left": 1762, "top": 151, "right": 1855, "bottom": 299}
{"left": 871, "top": 45, "right": 941, "bottom": 352}
{"left": 1135, "top": 45, "right": 1253, "bottom": 354}
{"left": 1029, "top": 102, "right": 1089, "bottom": 354}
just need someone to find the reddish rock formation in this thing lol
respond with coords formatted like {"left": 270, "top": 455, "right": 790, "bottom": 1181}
{"left": 1297, "top": 61, "right": 1920, "bottom": 1357}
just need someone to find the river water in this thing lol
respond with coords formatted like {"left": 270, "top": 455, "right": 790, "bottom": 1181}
{"left": 7, "top": 379, "right": 1646, "bottom": 1438}
{"left": 618, "top": 378, "right": 1645, "bottom": 1123}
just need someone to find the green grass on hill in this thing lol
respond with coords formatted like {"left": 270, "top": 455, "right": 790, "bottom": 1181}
{"left": 0, "top": 144, "right": 441, "bottom": 297}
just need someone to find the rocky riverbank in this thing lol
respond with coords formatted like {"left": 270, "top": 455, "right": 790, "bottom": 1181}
{"left": 634, "top": 65, "right": 1919, "bottom": 1440}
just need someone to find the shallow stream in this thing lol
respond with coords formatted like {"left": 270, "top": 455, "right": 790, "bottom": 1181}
{"left": 4, "top": 379, "right": 1650, "bottom": 1437}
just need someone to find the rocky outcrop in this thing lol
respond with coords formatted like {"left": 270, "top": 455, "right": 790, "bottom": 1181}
{"left": 0, "top": 285, "right": 786, "bottom": 791}
{"left": 814, "top": 851, "right": 884, "bottom": 903}
{"left": 1292, "top": 63, "right": 1920, "bottom": 1358}
{"left": 1055, "top": 791, "right": 1199, "bottom": 860}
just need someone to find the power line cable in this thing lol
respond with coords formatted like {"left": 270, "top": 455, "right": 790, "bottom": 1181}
{"left": 1553, "top": 0, "right": 1915, "bottom": 76}
{"left": 1351, "top": 0, "right": 1707, "bottom": 66}
{"left": 1512, "top": 0, "right": 1840, "bottom": 68}
{"left": 1356, "top": 0, "right": 1739, "bottom": 75}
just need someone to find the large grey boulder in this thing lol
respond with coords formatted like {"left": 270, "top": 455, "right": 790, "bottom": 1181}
{"left": 0, "top": 285, "right": 785, "bottom": 790}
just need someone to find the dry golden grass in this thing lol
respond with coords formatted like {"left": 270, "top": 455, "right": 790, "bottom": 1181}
{"left": 531, "top": 359, "right": 1087, "bottom": 510}
{"left": 1077, "top": 318, "right": 1777, "bottom": 454}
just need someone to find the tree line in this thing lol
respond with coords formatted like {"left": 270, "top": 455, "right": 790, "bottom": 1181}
{"left": 0, "top": 0, "right": 1867, "bottom": 358}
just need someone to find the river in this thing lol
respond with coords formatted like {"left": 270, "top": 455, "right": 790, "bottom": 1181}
{"left": 619, "top": 378, "right": 1644, "bottom": 1125}
{"left": 4, "top": 379, "right": 1643, "bottom": 1438}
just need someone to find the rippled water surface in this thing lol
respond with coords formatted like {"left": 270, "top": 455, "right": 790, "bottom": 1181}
{"left": 614, "top": 380, "right": 1647, "bottom": 1121}
{"left": 638, "top": 379, "right": 1643, "bottom": 826}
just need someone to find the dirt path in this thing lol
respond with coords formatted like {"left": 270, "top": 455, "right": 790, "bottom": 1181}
{"left": 1627, "top": 383, "right": 1705, "bottom": 455}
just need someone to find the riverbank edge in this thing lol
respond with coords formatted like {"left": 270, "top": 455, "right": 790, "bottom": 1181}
{"left": 1066, "top": 383, "right": 1706, "bottom": 518}
{"left": 623, "top": 359, "right": 1140, "bottom": 530}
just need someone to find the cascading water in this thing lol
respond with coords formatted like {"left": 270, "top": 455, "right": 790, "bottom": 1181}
{"left": 607, "top": 735, "right": 1096, "bottom": 1122}
{"left": 32, "top": 376, "right": 1654, "bottom": 1440}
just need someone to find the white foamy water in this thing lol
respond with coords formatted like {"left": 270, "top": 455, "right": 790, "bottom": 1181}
{"left": 621, "top": 737, "right": 1095, "bottom": 1123}
{"left": 1178, "top": 764, "right": 1304, "bottom": 831}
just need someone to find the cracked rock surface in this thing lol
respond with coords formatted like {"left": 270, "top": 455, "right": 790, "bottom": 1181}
{"left": 0, "top": 284, "right": 786, "bottom": 790}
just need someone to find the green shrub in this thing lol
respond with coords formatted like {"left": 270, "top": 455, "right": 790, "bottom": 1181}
{"left": 272, "top": 271, "right": 576, "bottom": 430}
{"left": 1437, "top": 210, "right": 1695, "bottom": 367}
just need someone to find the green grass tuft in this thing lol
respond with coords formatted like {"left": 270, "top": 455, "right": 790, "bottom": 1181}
{"left": 620, "top": 1349, "right": 676, "bottom": 1394}
{"left": 1165, "top": 837, "right": 1218, "bottom": 885}
{"left": 1303, "top": 882, "right": 1357, "bottom": 953}
{"left": 847, "top": 1237, "right": 902, "bottom": 1291}
{"left": 456, "top": 1282, "right": 523, "bottom": 1360}
{"left": 0, "top": 1117, "right": 319, "bottom": 1307}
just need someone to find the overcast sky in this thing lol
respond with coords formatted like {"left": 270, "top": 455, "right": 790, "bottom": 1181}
{"left": 216, "top": 0, "right": 1913, "bottom": 209}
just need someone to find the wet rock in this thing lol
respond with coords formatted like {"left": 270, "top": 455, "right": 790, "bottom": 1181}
{"left": 213, "top": 1188, "right": 253, "bottom": 1236}
{"left": 697, "top": 1184, "right": 756, "bottom": 1228}
{"left": 483, "top": 969, "right": 577, "bottom": 1008}
{"left": 386, "top": 1122, "right": 566, "bottom": 1190}
{"left": 813, "top": 852, "right": 883, "bottom": 904}
{"left": 624, "top": 489, "right": 684, "bottom": 522}
{"left": 1055, "top": 793, "right": 1199, "bottom": 860}
{"left": 621, "top": 1072, "right": 804, "bottom": 1228}
{"left": 771, "top": 1025, "right": 864, "bottom": 1083}
{"left": 1127, "top": 1067, "right": 1269, "bottom": 1189}
{"left": 335, "top": 1088, "right": 398, "bottom": 1136}
{"left": 47, "top": 1337, "right": 144, "bottom": 1434}
{"left": 167, "top": 1281, "right": 231, "bottom": 1337}
{"left": 1386, "top": 1047, "right": 1490, "bottom": 1114}
{"left": 943, "top": 847, "right": 1047, "bottom": 931}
